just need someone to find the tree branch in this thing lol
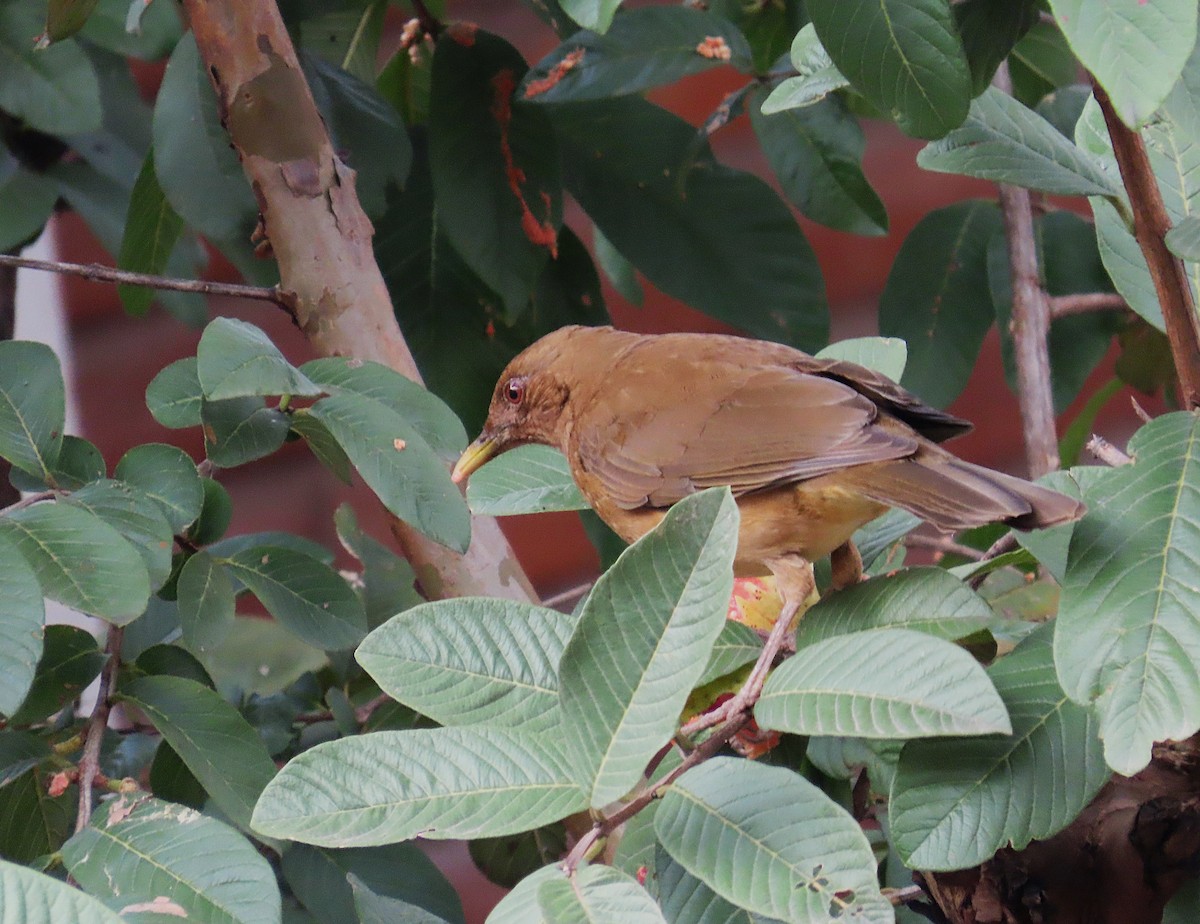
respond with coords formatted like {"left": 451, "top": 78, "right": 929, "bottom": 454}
{"left": 75, "top": 625, "right": 123, "bottom": 833}
{"left": 1050, "top": 292, "right": 1130, "bottom": 319}
{"left": 1087, "top": 434, "right": 1133, "bottom": 467}
{"left": 180, "top": 0, "right": 538, "bottom": 604}
{"left": 0, "top": 253, "right": 292, "bottom": 310}
{"left": 994, "top": 64, "right": 1059, "bottom": 478}
{"left": 1093, "top": 80, "right": 1200, "bottom": 409}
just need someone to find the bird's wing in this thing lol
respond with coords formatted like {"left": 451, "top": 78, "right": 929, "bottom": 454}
{"left": 576, "top": 365, "right": 919, "bottom": 509}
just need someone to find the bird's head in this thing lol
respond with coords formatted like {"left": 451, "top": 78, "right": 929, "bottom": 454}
{"left": 451, "top": 326, "right": 592, "bottom": 484}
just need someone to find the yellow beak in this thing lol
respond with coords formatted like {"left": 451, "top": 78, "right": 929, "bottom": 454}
{"left": 451, "top": 436, "right": 499, "bottom": 484}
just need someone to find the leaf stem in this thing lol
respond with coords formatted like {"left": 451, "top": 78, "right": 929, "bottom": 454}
{"left": 75, "top": 625, "right": 124, "bottom": 833}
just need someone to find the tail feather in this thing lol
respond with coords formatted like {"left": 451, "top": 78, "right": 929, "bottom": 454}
{"left": 840, "top": 450, "right": 1084, "bottom": 532}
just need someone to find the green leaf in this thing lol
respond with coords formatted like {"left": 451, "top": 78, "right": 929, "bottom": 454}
{"left": 657, "top": 848, "right": 770, "bottom": 924}
{"left": 352, "top": 875, "right": 454, "bottom": 924}
{"left": 114, "top": 442, "right": 203, "bottom": 532}
{"left": 195, "top": 615, "right": 328, "bottom": 698}
{"left": 521, "top": 8, "right": 750, "bottom": 104}
{"left": 1009, "top": 20, "right": 1078, "bottom": 107}
{"left": 0, "top": 502, "right": 150, "bottom": 622}
{"left": 560, "top": 0, "right": 621, "bottom": 33}
{"left": 146, "top": 357, "right": 203, "bottom": 429}
{"left": 0, "top": 341, "right": 65, "bottom": 482}
{"left": 955, "top": 0, "right": 1037, "bottom": 95}
{"left": 1168, "top": 215, "right": 1200, "bottom": 262}
{"left": 537, "top": 864, "right": 665, "bottom": 923}
{"left": 0, "top": 858, "right": 124, "bottom": 924}
{"left": 45, "top": 0, "right": 101, "bottom": 43}
{"left": 0, "top": 765, "right": 74, "bottom": 859}
{"left": 63, "top": 795, "right": 281, "bottom": 924}
{"left": 300, "top": 357, "right": 468, "bottom": 462}
{"left": 430, "top": 30, "right": 560, "bottom": 316}
{"left": 9, "top": 625, "right": 103, "bottom": 724}
{"left": 202, "top": 398, "right": 291, "bottom": 467}
{"left": 117, "top": 151, "right": 190, "bottom": 317}
{"left": 190, "top": 477, "right": 233, "bottom": 545}
{"left": 815, "top": 337, "right": 907, "bottom": 384}
{"left": 470, "top": 825, "right": 567, "bottom": 890}
{"left": 697, "top": 620, "right": 764, "bottom": 687}
{"left": 119, "top": 675, "right": 278, "bottom": 832}
{"left": 251, "top": 726, "right": 587, "bottom": 846}
{"left": 0, "top": 535, "right": 44, "bottom": 717}
{"left": 63, "top": 479, "right": 175, "bottom": 591}
{"left": 487, "top": 865, "right": 560, "bottom": 924}
{"left": 0, "top": 166, "right": 59, "bottom": 252}
{"left": 80, "top": 0, "right": 182, "bottom": 61}
{"left": 197, "top": 318, "right": 322, "bottom": 401}
{"left": 224, "top": 545, "right": 366, "bottom": 651}
{"left": 593, "top": 226, "right": 642, "bottom": 305}
{"left": 333, "top": 504, "right": 422, "bottom": 628}
{"left": 879, "top": 200, "right": 1003, "bottom": 407}
{"left": 177, "top": 550, "right": 236, "bottom": 654}
{"left": 757, "top": 627, "right": 1011, "bottom": 738}
{"left": 1076, "top": 50, "right": 1200, "bottom": 332}
{"left": 917, "top": 87, "right": 1123, "bottom": 198}
{"left": 750, "top": 89, "right": 887, "bottom": 237}
{"left": 358, "top": 598, "right": 573, "bottom": 730}
{"left": 466, "top": 445, "right": 588, "bottom": 515}
{"left": 760, "top": 25, "right": 849, "bottom": 114}
{"left": 554, "top": 96, "right": 828, "bottom": 350}
{"left": 309, "top": 393, "right": 470, "bottom": 553}
{"left": 797, "top": 567, "right": 996, "bottom": 648}
{"left": 0, "top": 4, "right": 101, "bottom": 133}
{"left": 152, "top": 33, "right": 257, "bottom": 241}
{"left": 302, "top": 52, "right": 412, "bottom": 218}
{"left": 8, "top": 434, "right": 104, "bottom": 493}
{"left": 1048, "top": 0, "right": 1197, "bottom": 128}
{"left": 282, "top": 843, "right": 464, "bottom": 924}
{"left": 0, "top": 731, "right": 49, "bottom": 788}
{"left": 1055, "top": 413, "right": 1200, "bottom": 775}
{"left": 290, "top": 413, "right": 354, "bottom": 484}
{"left": 806, "top": 0, "right": 971, "bottom": 139}
{"left": 891, "top": 625, "right": 1107, "bottom": 869}
{"left": 561, "top": 489, "right": 737, "bottom": 807}
{"left": 655, "top": 757, "right": 890, "bottom": 922}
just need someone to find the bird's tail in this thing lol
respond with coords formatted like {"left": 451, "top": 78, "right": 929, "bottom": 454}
{"left": 838, "top": 448, "right": 1085, "bottom": 532}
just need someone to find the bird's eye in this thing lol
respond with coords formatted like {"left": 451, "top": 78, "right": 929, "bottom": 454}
{"left": 505, "top": 379, "right": 525, "bottom": 405}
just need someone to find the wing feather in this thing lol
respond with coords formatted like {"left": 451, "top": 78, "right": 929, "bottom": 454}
{"left": 575, "top": 365, "right": 918, "bottom": 509}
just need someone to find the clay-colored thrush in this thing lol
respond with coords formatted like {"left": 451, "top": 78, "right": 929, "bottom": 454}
{"left": 453, "top": 326, "right": 1082, "bottom": 580}
{"left": 453, "top": 326, "right": 1085, "bottom": 724}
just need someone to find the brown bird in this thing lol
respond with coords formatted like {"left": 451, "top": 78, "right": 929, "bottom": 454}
{"left": 452, "top": 326, "right": 1084, "bottom": 714}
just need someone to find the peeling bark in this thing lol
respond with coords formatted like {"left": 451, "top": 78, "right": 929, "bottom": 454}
{"left": 180, "top": 0, "right": 537, "bottom": 602}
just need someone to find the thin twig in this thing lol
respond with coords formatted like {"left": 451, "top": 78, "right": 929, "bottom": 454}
{"left": 1049, "top": 292, "right": 1130, "bottom": 319}
{"left": 884, "top": 885, "right": 928, "bottom": 906}
{"left": 969, "top": 533, "right": 1019, "bottom": 590}
{"left": 994, "top": 63, "right": 1059, "bottom": 478}
{"left": 1092, "top": 79, "right": 1200, "bottom": 409}
{"left": 563, "top": 708, "right": 751, "bottom": 873}
{"left": 0, "top": 253, "right": 293, "bottom": 311}
{"left": 1, "top": 490, "right": 57, "bottom": 515}
{"left": 75, "top": 625, "right": 124, "bottom": 833}
{"left": 1087, "top": 434, "right": 1133, "bottom": 467}
{"left": 542, "top": 580, "right": 593, "bottom": 611}
{"left": 905, "top": 534, "right": 984, "bottom": 561}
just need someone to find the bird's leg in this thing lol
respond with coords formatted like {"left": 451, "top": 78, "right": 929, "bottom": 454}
{"left": 829, "top": 539, "right": 864, "bottom": 590}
